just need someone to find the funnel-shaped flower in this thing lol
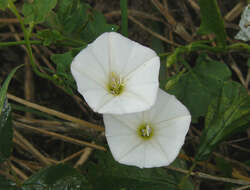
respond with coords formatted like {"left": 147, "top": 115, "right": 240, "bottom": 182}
{"left": 71, "top": 32, "right": 160, "bottom": 114}
{"left": 104, "top": 89, "right": 191, "bottom": 168}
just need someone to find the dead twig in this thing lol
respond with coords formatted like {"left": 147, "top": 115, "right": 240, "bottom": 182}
{"left": 24, "top": 55, "right": 35, "bottom": 119}
{"left": 235, "top": 184, "right": 250, "bottom": 190}
{"left": 167, "top": 166, "right": 250, "bottom": 185}
{"left": 14, "top": 121, "right": 106, "bottom": 151}
{"left": 187, "top": 0, "right": 200, "bottom": 14}
{"left": 9, "top": 162, "right": 28, "bottom": 181}
{"left": 128, "top": 16, "right": 179, "bottom": 46}
{"left": 0, "top": 170, "right": 17, "bottom": 182}
{"left": 32, "top": 45, "right": 56, "bottom": 73}
{"left": 228, "top": 55, "right": 247, "bottom": 89}
{"left": 60, "top": 149, "right": 87, "bottom": 163}
{"left": 7, "top": 93, "right": 104, "bottom": 132}
{"left": 151, "top": 0, "right": 193, "bottom": 42}
{"left": 74, "top": 146, "right": 93, "bottom": 168}
{"left": 0, "top": 18, "right": 19, "bottom": 23}
{"left": 10, "top": 157, "right": 36, "bottom": 174}
{"left": 224, "top": 1, "right": 246, "bottom": 22}
{"left": 14, "top": 130, "right": 53, "bottom": 166}
{"left": 105, "top": 9, "right": 165, "bottom": 23}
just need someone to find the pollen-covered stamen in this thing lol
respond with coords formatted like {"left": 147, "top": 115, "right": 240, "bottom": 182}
{"left": 138, "top": 123, "right": 153, "bottom": 140}
{"left": 108, "top": 72, "right": 124, "bottom": 96}
{"left": 141, "top": 124, "right": 151, "bottom": 137}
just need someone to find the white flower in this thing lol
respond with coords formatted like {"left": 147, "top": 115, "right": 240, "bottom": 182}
{"left": 235, "top": 4, "right": 250, "bottom": 41}
{"left": 71, "top": 32, "right": 160, "bottom": 114}
{"left": 103, "top": 89, "right": 191, "bottom": 168}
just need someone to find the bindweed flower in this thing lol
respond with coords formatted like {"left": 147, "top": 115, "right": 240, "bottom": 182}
{"left": 103, "top": 89, "right": 191, "bottom": 168}
{"left": 71, "top": 32, "right": 160, "bottom": 114}
{"left": 235, "top": 4, "right": 250, "bottom": 41}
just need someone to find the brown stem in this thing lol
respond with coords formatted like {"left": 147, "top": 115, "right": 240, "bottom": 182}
{"left": 14, "top": 130, "right": 53, "bottom": 165}
{"left": 7, "top": 93, "right": 104, "bottom": 132}
{"left": 224, "top": 1, "right": 246, "bottom": 22}
{"left": 167, "top": 166, "right": 250, "bottom": 185}
{"left": 14, "top": 121, "right": 106, "bottom": 151}
{"left": 128, "top": 16, "right": 179, "bottom": 46}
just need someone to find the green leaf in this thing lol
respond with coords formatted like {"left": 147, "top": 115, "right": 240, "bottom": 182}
{"left": 0, "top": 99, "right": 13, "bottom": 163}
{"left": 167, "top": 54, "right": 231, "bottom": 121}
{"left": 0, "top": 175, "right": 17, "bottom": 190}
{"left": 56, "top": 0, "right": 89, "bottom": 36}
{"left": 22, "top": 0, "right": 57, "bottom": 24}
{"left": 46, "top": 0, "right": 118, "bottom": 43}
{"left": 198, "top": 0, "right": 227, "bottom": 46}
{"left": 0, "top": 0, "right": 8, "bottom": 10}
{"left": 80, "top": 10, "right": 119, "bottom": 43}
{"left": 82, "top": 151, "right": 182, "bottom": 190}
{"left": 51, "top": 50, "right": 80, "bottom": 94}
{"left": 196, "top": 81, "right": 250, "bottom": 161}
{"left": 36, "top": 29, "right": 64, "bottom": 46}
{"left": 22, "top": 164, "right": 89, "bottom": 190}
{"left": 0, "top": 64, "right": 22, "bottom": 115}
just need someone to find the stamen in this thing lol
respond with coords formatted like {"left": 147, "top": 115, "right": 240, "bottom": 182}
{"left": 138, "top": 123, "right": 153, "bottom": 139}
{"left": 146, "top": 124, "right": 151, "bottom": 136}
{"left": 108, "top": 72, "right": 124, "bottom": 96}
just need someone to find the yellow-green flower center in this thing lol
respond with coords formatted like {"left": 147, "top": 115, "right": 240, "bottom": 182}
{"left": 107, "top": 72, "right": 124, "bottom": 96}
{"left": 137, "top": 123, "right": 153, "bottom": 140}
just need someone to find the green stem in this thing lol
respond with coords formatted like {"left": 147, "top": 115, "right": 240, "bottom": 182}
{"left": 178, "top": 161, "right": 197, "bottom": 190}
{"left": 158, "top": 52, "right": 171, "bottom": 57}
{"left": 0, "top": 40, "right": 42, "bottom": 47}
{"left": 7, "top": 0, "right": 54, "bottom": 81}
{"left": 227, "top": 42, "right": 250, "bottom": 53}
{"left": 120, "top": 0, "right": 128, "bottom": 37}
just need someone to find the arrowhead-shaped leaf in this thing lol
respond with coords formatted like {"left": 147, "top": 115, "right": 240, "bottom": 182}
{"left": 196, "top": 81, "right": 250, "bottom": 161}
{"left": 167, "top": 55, "right": 231, "bottom": 121}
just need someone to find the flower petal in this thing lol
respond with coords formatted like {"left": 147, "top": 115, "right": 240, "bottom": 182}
{"left": 71, "top": 47, "right": 108, "bottom": 86}
{"left": 99, "top": 91, "right": 154, "bottom": 114}
{"left": 155, "top": 116, "right": 191, "bottom": 133}
{"left": 106, "top": 135, "right": 143, "bottom": 164}
{"left": 153, "top": 135, "right": 184, "bottom": 166}
{"left": 144, "top": 140, "right": 169, "bottom": 168}
{"left": 125, "top": 57, "right": 160, "bottom": 85}
{"left": 104, "top": 114, "right": 138, "bottom": 137}
{"left": 119, "top": 142, "right": 145, "bottom": 168}
{"left": 152, "top": 116, "right": 191, "bottom": 165}
{"left": 235, "top": 5, "right": 250, "bottom": 41}
{"left": 83, "top": 88, "right": 113, "bottom": 112}
{"left": 150, "top": 89, "right": 190, "bottom": 124}
{"left": 104, "top": 114, "right": 142, "bottom": 134}
{"left": 89, "top": 32, "right": 110, "bottom": 75}
{"left": 109, "top": 32, "right": 133, "bottom": 75}
{"left": 122, "top": 41, "right": 158, "bottom": 77}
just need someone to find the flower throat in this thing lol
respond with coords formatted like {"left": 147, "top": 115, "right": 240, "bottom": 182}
{"left": 108, "top": 72, "right": 124, "bottom": 96}
{"left": 138, "top": 123, "right": 153, "bottom": 140}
